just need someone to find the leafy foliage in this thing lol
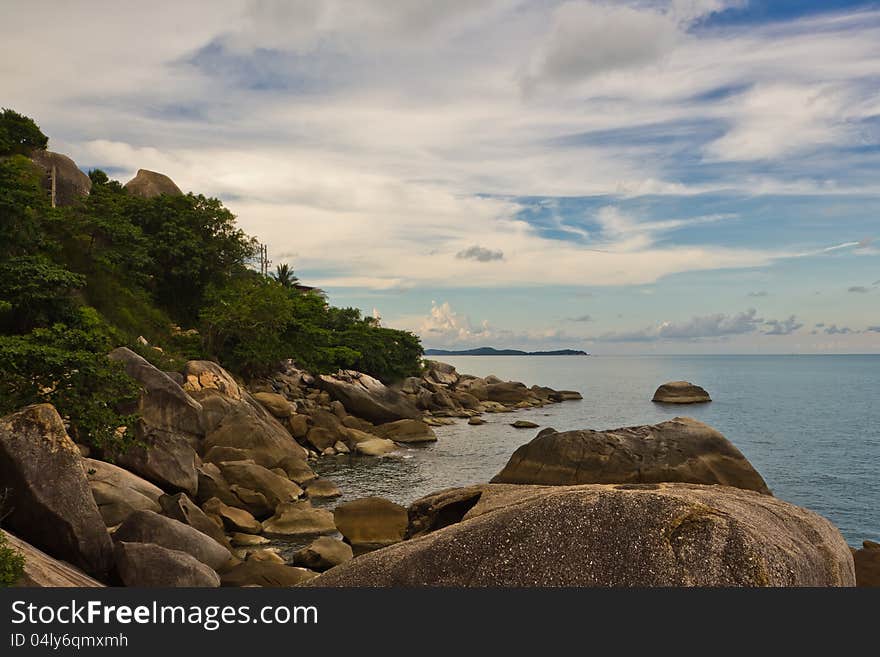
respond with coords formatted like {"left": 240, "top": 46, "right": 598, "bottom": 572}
{"left": 0, "top": 108, "right": 48, "bottom": 156}
{"left": 273, "top": 263, "right": 299, "bottom": 287}
{"left": 0, "top": 308, "right": 139, "bottom": 453}
{"left": 0, "top": 530, "right": 25, "bottom": 587}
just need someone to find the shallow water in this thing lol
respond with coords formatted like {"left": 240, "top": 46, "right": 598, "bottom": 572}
{"left": 315, "top": 354, "right": 880, "bottom": 545}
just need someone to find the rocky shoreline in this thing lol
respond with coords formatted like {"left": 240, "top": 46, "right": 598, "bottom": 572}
{"left": 1, "top": 354, "right": 876, "bottom": 587}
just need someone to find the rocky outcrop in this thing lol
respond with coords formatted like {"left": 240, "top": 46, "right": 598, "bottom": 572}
{"left": 83, "top": 458, "right": 164, "bottom": 526}
{"left": 652, "top": 381, "right": 711, "bottom": 404}
{"left": 292, "top": 536, "right": 354, "bottom": 571}
{"left": 29, "top": 150, "right": 91, "bottom": 206}
{"left": 491, "top": 417, "right": 770, "bottom": 494}
{"left": 309, "top": 483, "right": 854, "bottom": 587}
{"left": 219, "top": 561, "right": 317, "bottom": 587}
{"left": 202, "top": 498, "right": 262, "bottom": 534}
{"left": 318, "top": 371, "right": 420, "bottom": 424}
{"left": 123, "top": 169, "right": 182, "bottom": 198}
{"left": 114, "top": 510, "right": 232, "bottom": 571}
{"left": 0, "top": 405, "right": 113, "bottom": 579}
{"left": 333, "top": 497, "right": 408, "bottom": 552}
{"left": 2, "top": 530, "right": 104, "bottom": 587}
{"left": 114, "top": 541, "right": 220, "bottom": 587}
{"left": 853, "top": 541, "right": 880, "bottom": 587}
{"left": 217, "top": 461, "right": 303, "bottom": 510}
{"left": 114, "top": 429, "right": 199, "bottom": 496}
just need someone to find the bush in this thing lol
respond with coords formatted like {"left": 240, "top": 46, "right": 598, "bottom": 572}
{"left": 0, "top": 308, "right": 139, "bottom": 453}
{"left": 0, "top": 531, "right": 25, "bottom": 587}
{"left": 0, "top": 108, "right": 48, "bottom": 156}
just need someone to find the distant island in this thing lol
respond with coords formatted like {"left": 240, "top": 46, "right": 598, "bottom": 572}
{"left": 425, "top": 347, "right": 589, "bottom": 356}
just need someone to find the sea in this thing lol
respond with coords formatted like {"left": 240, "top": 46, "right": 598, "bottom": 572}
{"left": 315, "top": 354, "right": 880, "bottom": 546}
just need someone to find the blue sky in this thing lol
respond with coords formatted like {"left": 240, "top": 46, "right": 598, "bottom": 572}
{"left": 3, "top": 1, "right": 878, "bottom": 352}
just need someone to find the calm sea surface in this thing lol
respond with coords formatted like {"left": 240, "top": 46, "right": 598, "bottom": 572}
{"left": 316, "top": 355, "right": 880, "bottom": 545}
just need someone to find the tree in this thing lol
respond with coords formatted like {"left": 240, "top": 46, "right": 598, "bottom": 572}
{"left": 273, "top": 263, "right": 299, "bottom": 287}
{"left": 0, "top": 108, "right": 48, "bottom": 156}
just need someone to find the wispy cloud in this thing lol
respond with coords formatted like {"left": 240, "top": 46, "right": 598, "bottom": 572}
{"left": 456, "top": 245, "right": 504, "bottom": 262}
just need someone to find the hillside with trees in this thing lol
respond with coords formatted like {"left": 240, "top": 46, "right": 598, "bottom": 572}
{"left": 0, "top": 109, "right": 423, "bottom": 456}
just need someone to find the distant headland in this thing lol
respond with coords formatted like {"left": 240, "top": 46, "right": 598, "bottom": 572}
{"left": 424, "top": 347, "right": 589, "bottom": 356}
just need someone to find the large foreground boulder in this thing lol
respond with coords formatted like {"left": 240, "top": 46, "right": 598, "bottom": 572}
{"left": 3, "top": 530, "right": 104, "bottom": 587}
{"left": 652, "top": 381, "right": 711, "bottom": 404}
{"left": 309, "top": 483, "right": 854, "bottom": 587}
{"left": 114, "top": 510, "right": 231, "bottom": 570}
{"left": 83, "top": 458, "right": 164, "bottom": 526}
{"left": 491, "top": 417, "right": 770, "bottom": 494}
{"left": 0, "top": 405, "right": 113, "bottom": 579}
{"left": 318, "top": 371, "right": 420, "bottom": 424}
{"left": 123, "top": 169, "right": 183, "bottom": 198}
{"left": 114, "top": 542, "right": 220, "bottom": 587}
{"left": 29, "top": 150, "right": 92, "bottom": 206}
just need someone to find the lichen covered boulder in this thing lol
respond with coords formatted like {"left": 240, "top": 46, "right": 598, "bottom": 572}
{"left": 309, "top": 483, "right": 854, "bottom": 587}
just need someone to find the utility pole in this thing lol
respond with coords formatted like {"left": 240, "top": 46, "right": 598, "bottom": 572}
{"left": 50, "top": 165, "right": 56, "bottom": 208}
{"left": 259, "top": 244, "right": 272, "bottom": 277}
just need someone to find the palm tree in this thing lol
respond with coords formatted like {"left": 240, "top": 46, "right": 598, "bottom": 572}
{"left": 273, "top": 263, "right": 299, "bottom": 288}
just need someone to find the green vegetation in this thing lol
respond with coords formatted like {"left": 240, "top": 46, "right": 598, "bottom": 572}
{"left": 0, "top": 531, "right": 25, "bottom": 587}
{"left": 0, "top": 110, "right": 423, "bottom": 452}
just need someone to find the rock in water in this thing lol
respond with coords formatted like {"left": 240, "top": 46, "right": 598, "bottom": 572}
{"left": 652, "top": 381, "right": 711, "bottom": 404}
{"left": 333, "top": 497, "right": 408, "bottom": 551}
{"left": 0, "top": 405, "right": 113, "bottom": 579}
{"left": 219, "top": 561, "right": 317, "bottom": 587}
{"left": 491, "top": 417, "right": 770, "bottom": 494}
{"left": 114, "top": 542, "right": 220, "bottom": 587}
{"left": 123, "top": 169, "right": 183, "bottom": 198}
{"left": 370, "top": 419, "right": 437, "bottom": 443}
{"left": 318, "top": 370, "right": 420, "bottom": 424}
{"left": 29, "top": 150, "right": 92, "bottom": 206}
{"left": 2, "top": 530, "right": 104, "bottom": 587}
{"left": 308, "top": 483, "right": 854, "bottom": 587}
{"left": 261, "top": 501, "right": 336, "bottom": 538}
{"left": 511, "top": 420, "right": 539, "bottom": 429}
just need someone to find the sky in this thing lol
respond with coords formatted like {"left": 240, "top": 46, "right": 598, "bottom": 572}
{"left": 3, "top": 0, "right": 879, "bottom": 353}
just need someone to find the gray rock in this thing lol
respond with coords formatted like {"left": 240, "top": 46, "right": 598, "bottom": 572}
{"left": 652, "top": 381, "right": 711, "bottom": 404}
{"left": 29, "top": 150, "right": 91, "bottom": 206}
{"left": 83, "top": 458, "right": 164, "bottom": 526}
{"left": 123, "top": 169, "right": 183, "bottom": 198}
{"left": 114, "top": 541, "right": 220, "bottom": 587}
{"left": 159, "top": 493, "right": 231, "bottom": 549}
{"left": 0, "top": 405, "right": 113, "bottom": 579}
{"left": 292, "top": 536, "right": 353, "bottom": 571}
{"left": 491, "top": 417, "right": 770, "bottom": 494}
{"left": 318, "top": 370, "right": 420, "bottom": 424}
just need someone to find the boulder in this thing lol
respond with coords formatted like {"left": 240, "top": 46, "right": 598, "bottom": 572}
{"left": 203, "top": 446, "right": 251, "bottom": 465}
{"left": 485, "top": 382, "right": 531, "bottom": 405}
{"left": 554, "top": 390, "right": 583, "bottom": 401}
{"left": 83, "top": 458, "right": 164, "bottom": 526}
{"left": 306, "top": 427, "right": 340, "bottom": 452}
{"left": 108, "top": 347, "right": 203, "bottom": 437}
{"left": 333, "top": 497, "right": 408, "bottom": 551}
{"left": 853, "top": 541, "right": 880, "bottom": 587}
{"left": 159, "top": 493, "right": 231, "bottom": 549}
{"left": 355, "top": 438, "right": 398, "bottom": 456}
{"left": 277, "top": 456, "right": 317, "bottom": 485}
{"left": 228, "top": 485, "right": 272, "bottom": 518}
{"left": 304, "top": 478, "right": 342, "bottom": 499}
{"left": 29, "top": 150, "right": 92, "bottom": 206}
{"left": 218, "top": 461, "right": 303, "bottom": 508}
{"left": 318, "top": 370, "right": 420, "bottom": 424}
{"left": 424, "top": 360, "right": 459, "bottom": 387}
{"left": 491, "top": 417, "right": 770, "bottom": 494}
{"left": 468, "top": 417, "right": 486, "bottom": 425}
{"left": 2, "top": 530, "right": 104, "bottom": 587}
{"left": 230, "top": 533, "right": 269, "bottom": 547}
{"left": 310, "top": 483, "right": 854, "bottom": 587}
{"left": 288, "top": 414, "right": 310, "bottom": 440}
{"left": 123, "top": 169, "right": 183, "bottom": 198}
{"left": 253, "top": 392, "right": 295, "bottom": 418}
{"left": 0, "top": 404, "right": 113, "bottom": 579}
{"left": 292, "top": 536, "right": 353, "bottom": 571}
{"left": 246, "top": 547, "right": 285, "bottom": 564}
{"left": 114, "top": 427, "right": 199, "bottom": 496}
{"left": 114, "top": 542, "right": 220, "bottom": 587}
{"left": 203, "top": 405, "right": 307, "bottom": 468}
{"left": 511, "top": 420, "right": 539, "bottom": 429}
{"left": 371, "top": 419, "right": 437, "bottom": 444}
{"left": 195, "top": 463, "right": 240, "bottom": 507}
{"left": 652, "top": 381, "right": 711, "bottom": 404}
{"left": 202, "top": 498, "right": 262, "bottom": 534}
{"left": 114, "top": 510, "right": 232, "bottom": 571}
{"left": 219, "top": 561, "right": 317, "bottom": 587}
{"left": 261, "top": 501, "right": 336, "bottom": 538}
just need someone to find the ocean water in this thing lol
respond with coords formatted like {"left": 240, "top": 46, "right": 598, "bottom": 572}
{"left": 315, "top": 355, "right": 880, "bottom": 545}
